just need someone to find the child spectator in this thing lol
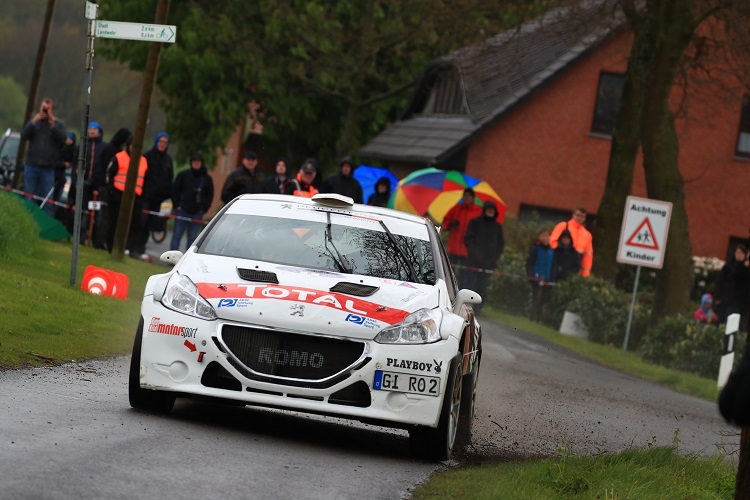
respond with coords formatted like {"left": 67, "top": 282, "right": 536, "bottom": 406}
{"left": 553, "top": 229, "right": 581, "bottom": 282}
{"left": 693, "top": 293, "right": 719, "bottom": 324}
{"left": 526, "top": 227, "right": 554, "bottom": 321}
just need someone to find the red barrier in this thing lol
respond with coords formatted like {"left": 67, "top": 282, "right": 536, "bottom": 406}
{"left": 82, "top": 265, "right": 129, "bottom": 300}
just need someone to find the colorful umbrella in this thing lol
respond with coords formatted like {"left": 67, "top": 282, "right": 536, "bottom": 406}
{"left": 388, "top": 168, "right": 506, "bottom": 224}
{"left": 353, "top": 165, "right": 399, "bottom": 204}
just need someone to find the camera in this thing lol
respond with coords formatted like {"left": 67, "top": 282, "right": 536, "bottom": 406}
{"left": 42, "top": 106, "right": 48, "bottom": 114}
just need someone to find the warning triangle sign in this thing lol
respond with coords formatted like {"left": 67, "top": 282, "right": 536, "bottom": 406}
{"left": 625, "top": 218, "right": 659, "bottom": 250}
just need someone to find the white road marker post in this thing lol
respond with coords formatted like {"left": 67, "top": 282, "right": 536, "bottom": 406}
{"left": 718, "top": 313, "right": 740, "bottom": 388}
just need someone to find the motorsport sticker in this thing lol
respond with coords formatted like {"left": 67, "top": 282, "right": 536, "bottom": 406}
{"left": 400, "top": 290, "right": 423, "bottom": 303}
{"left": 386, "top": 357, "right": 443, "bottom": 374}
{"left": 148, "top": 317, "right": 198, "bottom": 338}
{"left": 216, "top": 298, "right": 253, "bottom": 308}
{"left": 345, "top": 313, "right": 379, "bottom": 329}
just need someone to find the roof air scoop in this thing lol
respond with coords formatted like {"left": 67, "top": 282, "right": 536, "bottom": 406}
{"left": 312, "top": 193, "right": 354, "bottom": 208}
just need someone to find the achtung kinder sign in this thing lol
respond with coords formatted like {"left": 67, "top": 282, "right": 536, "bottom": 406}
{"left": 616, "top": 196, "right": 672, "bottom": 269}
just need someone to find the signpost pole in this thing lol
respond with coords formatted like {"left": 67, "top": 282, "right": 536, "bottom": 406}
{"left": 70, "top": 1, "right": 98, "bottom": 287}
{"left": 623, "top": 265, "right": 641, "bottom": 351}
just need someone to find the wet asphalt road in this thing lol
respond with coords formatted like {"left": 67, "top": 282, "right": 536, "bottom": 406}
{"left": 0, "top": 318, "right": 737, "bottom": 499}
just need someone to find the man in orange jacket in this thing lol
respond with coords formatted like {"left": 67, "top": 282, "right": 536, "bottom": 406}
{"left": 549, "top": 206, "right": 593, "bottom": 277}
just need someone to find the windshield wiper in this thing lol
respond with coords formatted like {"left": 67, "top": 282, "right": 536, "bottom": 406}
{"left": 325, "top": 212, "right": 352, "bottom": 273}
{"left": 378, "top": 219, "right": 419, "bottom": 283}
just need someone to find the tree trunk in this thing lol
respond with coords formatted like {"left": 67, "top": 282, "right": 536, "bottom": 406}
{"left": 13, "top": 0, "right": 56, "bottom": 189}
{"left": 592, "top": 22, "right": 651, "bottom": 281}
{"left": 639, "top": 0, "right": 695, "bottom": 321}
{"left": 337, "top": 101, "right": 360, "bottom": 158}
{"left": 112, "top": 0, "right": 170, "bottom": 259}
{"left": 736, "top": 255, "right": 750, "bottom": 498}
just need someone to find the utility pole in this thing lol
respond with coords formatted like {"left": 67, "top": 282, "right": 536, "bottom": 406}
{"left": 111, "top": 0, "right": 171, "bottom": 259}
{"left": 13, "top": 0, "right": 56, "bottom": 189}
{"left": 69, "top": 1, "right": 98, "bottom": 287}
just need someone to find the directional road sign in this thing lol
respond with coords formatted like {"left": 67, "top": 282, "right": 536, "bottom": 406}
{"left": 95, "top": 20, "right": 176, "bottom": 43}
{"left": 617, "top": 196, "right": 672, "bottom": 269}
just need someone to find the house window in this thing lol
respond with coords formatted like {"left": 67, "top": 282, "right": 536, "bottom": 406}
{"left": 422, "top": 69, "right": 465, "bottom": 116}
{"left": 736, "top": 94, "right": 750, "bottom": 159}
{"left": 591, "top": 71, "right": 625, "bottom": 136}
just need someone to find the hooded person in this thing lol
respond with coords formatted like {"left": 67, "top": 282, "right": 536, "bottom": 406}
{"left": 367, "top": 176, "right": 392, "bottom": 207}
{"left": 137, "top": 132, "right": 175, "bottom": 254}
{"left": 171, "top": 151, "right": 214, "bottom": 251}
{"left": 68, "top": 121, "right": 108, "bottom": 244}
{"left": 552, "top": 228, "right": 581, "bottom": 282}
{"left": 142, "top": 132, "right": 174, "bottom": 206}
{"left": 100, "top": 128, "right": 132, "bottom": 175}
{"left": 319, "top": 155, "right": 363, "bottom": 203}
{"left": 463, "top": 200, "right": 505, "bottom": 312}
{"left": 693, "top": 293, "right": 719, "bottom": 324}
{"left": 442, "top": 188, "right": 483, "bottom": 273}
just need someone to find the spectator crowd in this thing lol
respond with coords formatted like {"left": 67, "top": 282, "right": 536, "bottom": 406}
{"left": 16, "top": 98, "right": 747, "bottom": 329}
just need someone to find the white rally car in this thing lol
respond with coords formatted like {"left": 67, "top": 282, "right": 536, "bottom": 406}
{"left": 130, "top": 193, "right": 482, "bottom": 460}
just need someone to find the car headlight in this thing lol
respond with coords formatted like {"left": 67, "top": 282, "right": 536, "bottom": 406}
{"left": 161, "top": 274, "right": 217, "bottom": 320}
{"left": 374, "top": 308, "right": 441, "bottom": 344}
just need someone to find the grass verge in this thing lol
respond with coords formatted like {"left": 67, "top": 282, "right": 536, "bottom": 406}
{"left": 412, "top": 446, "right": 735, "bottom": 499}
{"left": 0, "top": 239, "right": 164, "bottom": 368}
{"left": 485, "top": 309, "right": 720, "bottom": 402}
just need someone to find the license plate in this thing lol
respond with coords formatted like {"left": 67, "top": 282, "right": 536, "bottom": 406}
{"left": 373, "top": 370, "right": 440, "bottom": 397}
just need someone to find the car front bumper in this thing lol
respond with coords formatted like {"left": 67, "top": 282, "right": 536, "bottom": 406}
{"left": 138, "top": 300, "right": 459, "bottom": 428}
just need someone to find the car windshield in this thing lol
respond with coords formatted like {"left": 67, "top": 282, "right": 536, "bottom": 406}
{"left": 199, "top": 213, "right": 436, "bottom": 285}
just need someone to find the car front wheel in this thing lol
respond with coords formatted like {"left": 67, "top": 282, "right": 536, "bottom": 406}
{"left": 409, "top": 355, "right": 462, "bottom": 461}
{"left": 129, "top": 318, "right": 176, "bottom": 413}
{"left": 455, "top": 354, "right": 479, "bottom": 449}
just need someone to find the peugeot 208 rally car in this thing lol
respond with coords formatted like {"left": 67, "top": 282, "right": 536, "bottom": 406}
{"left": 130, "top": 193, "right": 482, "bottom": 460}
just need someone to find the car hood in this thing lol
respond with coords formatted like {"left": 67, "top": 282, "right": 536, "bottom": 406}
{"left": 180, "top": 253, "right": 439, "bottom": 339}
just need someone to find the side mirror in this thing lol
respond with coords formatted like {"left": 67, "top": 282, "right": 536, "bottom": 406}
{"left": 453, "top": 288, "right": 482, "bottom": 315}
{"left": 160, "top": 250, "right": 183, "bottom": 265}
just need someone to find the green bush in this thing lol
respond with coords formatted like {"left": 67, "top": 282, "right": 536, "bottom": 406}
{"left": 541, "top": 275, "right": 645, "bottom": 347}
{"left": 486, "top": 251, "right": 531, "bottom": 316}
{"left": 639, "top": 315, "right": 745, "bottom": 378}
{"left": 0, "top": 192, "right": 40, "bottom": 258}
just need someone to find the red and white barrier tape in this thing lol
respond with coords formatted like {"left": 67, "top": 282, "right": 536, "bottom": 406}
{"left": 452, "top": 263, "right": 558, "bottom": 286}
{"left": 1, "top": 184, "right": 208, "bottom": 224}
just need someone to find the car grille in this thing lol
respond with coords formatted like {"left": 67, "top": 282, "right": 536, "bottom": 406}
{"left": 220, "top": 325, "right": 366, "bottom": 382}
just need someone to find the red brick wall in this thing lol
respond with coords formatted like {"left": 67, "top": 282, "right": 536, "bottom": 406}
{"left": 466, "top": 31, "right": 750, "bottom": 259}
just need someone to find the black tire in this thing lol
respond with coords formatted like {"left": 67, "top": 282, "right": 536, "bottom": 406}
{"left": 455, "top": 355, "right": 480, "bottom": 449}
{"left": 151, "top": 230, "right": 166, "bottom": 244}
{"left": 129, "top": 318, "right": 176, "bottom": 413}
{"left": 409, "top": 355, "right": 462, "bottom": 461}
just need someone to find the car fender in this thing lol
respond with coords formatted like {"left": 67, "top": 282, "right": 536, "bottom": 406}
{"left": 144, "top": 272, "right": 173, "bottom": 298}
{"left": 440, "top": 311, "right": 466, "bottom": 342}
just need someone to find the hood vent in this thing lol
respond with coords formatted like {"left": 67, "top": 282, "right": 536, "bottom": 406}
{"left": 237, "top": 268, "right": 279, "bottom": 284}
{"left": 330, "top": 282, "right": 379, "bottom": 297}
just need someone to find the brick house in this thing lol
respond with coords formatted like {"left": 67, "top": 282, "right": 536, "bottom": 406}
{"left": 358, "top": 5, "right": 750, "bottom": 260}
